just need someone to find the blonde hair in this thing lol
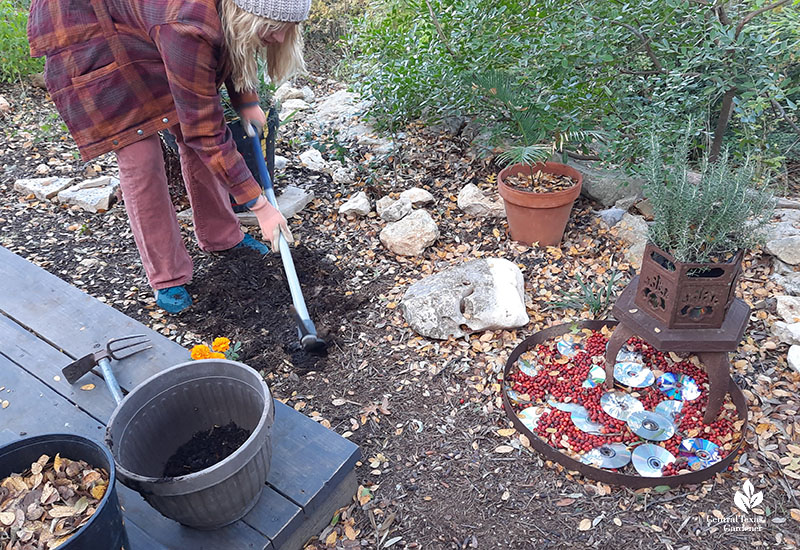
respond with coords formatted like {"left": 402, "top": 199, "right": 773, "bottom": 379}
{"left": 219, "top": 0, "right": 306, "bottom": 92}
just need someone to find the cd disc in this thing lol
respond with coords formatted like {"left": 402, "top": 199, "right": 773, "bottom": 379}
{"left": 657, "top": 373, "right": 701, "bottom": 401}
{"left": 506, "top": 389, "right": 531, "bottom": 405}
{"left": 581, "top": 443, "right": 631, "bottom": 469}
{"left": 627, "top": 410, "right": 676, "bottom": 441}
{"left": 547, "top": 398, "right": 586, "bottom": 413}
{"left": 582, "top": 365, "right": 607, "bottom": 388}
{"left": 600, "top": 391, "right": 645, "bottom": 421}
{"left": 679, "top": 438, "right": 721, "bottom": 469}
{"left": 655, "top": 399, "right": 684, "bottom": 421}
{"left": 518, "top": 358, "right": 539, "bottom": 377}
{"left": 631, "top": 444, "right": 676, "bottom": 477}
{"left": 615, "top": 347, "right": 643, "bottom": 364}
{"left": 571, "top": 409, "right": 606, "bottom": 435}
{"left": 556, "top": 334, "right": 583, "bottom": 358}
{"left": 613, "top": 361, "right": 655, "bottom": 388}
{"left": 517, "top": 405, "right": 548, "bottom": 431}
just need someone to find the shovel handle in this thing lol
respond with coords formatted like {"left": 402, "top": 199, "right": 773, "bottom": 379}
{"left": 97, "top": 357, "right": 124, "bottom": 404}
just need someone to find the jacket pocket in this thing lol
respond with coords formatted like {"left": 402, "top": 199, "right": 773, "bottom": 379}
{"left": 71, "top": 61, "right": 119, "bottom": 86}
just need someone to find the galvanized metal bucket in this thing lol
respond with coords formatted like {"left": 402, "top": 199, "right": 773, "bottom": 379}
{"left": 105, "top": 359, "right": 273, "bottom": 529}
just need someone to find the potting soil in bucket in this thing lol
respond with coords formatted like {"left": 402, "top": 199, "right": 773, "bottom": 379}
{"left": 106, "top": 359, "right": 274, "bottom": 529}
{"left": 0, "top": 434, "right": 129, "bottom": 550}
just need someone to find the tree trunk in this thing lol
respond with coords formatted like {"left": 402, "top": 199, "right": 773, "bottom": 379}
{"left": 709, "top": 88, "right": 736, "bottom": 163}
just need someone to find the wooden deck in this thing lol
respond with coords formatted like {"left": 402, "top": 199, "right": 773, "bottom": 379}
{"left": 0, "top": 246, "right": 360, "bottom": 549}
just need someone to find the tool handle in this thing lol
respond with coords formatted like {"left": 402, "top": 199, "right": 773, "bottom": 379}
{"left": 97, "top": 357, "right": 124, "bottom": 404}
{"left": 249, "top": 132, "right": 317, "bottom": 333}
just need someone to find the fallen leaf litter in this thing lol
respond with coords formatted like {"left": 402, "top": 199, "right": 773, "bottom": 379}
{"left": 0, "top": 454, "right": 108, "bottom": 549}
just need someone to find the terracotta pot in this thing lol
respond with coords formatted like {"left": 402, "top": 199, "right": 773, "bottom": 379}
{"left": 497, "top": 162, "right": 583, "bottom": 246}
{"left": 634, "top": 242, "right": 743, "bottom": 329}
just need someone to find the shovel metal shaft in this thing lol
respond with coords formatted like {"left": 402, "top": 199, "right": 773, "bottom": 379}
{"left": 250, "top": 133, "right": 317, "bottom": 335}
{"left": 97, "top": 357, "right": 124, "bottom": 404}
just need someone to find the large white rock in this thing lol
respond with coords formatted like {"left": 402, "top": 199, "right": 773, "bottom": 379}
{"left": 567, "top": 159, "right": 644, "bottom": 207}
{"left": 275, "top": 83, "right": 305, "bottom": 102}
{"left": 457, "top": 184, "right": 505, "bottom": 218}
{"left": 277, "top": 185, "right": 315, "bottom": 218}
{"left": 611, "top": 213, "right": 649, "bottom": 269}
{"left": 57, "top": 176, "right": 119, "bottom": 213}
{"left": 777, "top": 295, "right": 800, "bottom": 324}
{"left": 299, "top": 148, "right": 328, "bottom": 172}
{"left": 401, "top": 258, "right": 529, "bottom": 339}
{"left": 308, "top": 90, "right": 368, "bottom": 126}
{"left": 380, "top": 209, "right": 438, "bottom": 256}
{"left": 0, "top": 95, "right": 10, "bottom": 114}
{"left": 789, "top": 345, "right": 800, "bottom": 375}
{"left": 766, "top": 236, "right": 800, "bottom": 265}
{"left": 399, "top": 187, "right": 434, "bottom": 207}
{"left": 767, "top": 209, "right": 800, "bottom": 242}
{"left": 772, "top": 321, "right": 800, "bottom": 346}
{"left": 772, "top": 260, "right": 800, "bottom": 296}
{"left": 338, "top": 191, "right": 371, "bottom": 217}
{"left": 376, "top": 196, "right": 412, "bottom": 222}
{"left": 274, "top": 155, "right": 289, "bottom": 171}
{"left": 14, "top": 177, "right": 73, "bottom": 200}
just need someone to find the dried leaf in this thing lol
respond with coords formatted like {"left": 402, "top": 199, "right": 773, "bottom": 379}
{"left": 80, "top": 383, "right": 95, "bottom": 391}
{"left": 494, "top": 445, "right": 514, "bottom": 454}
{"left": 496, "top": 428, "right": 516, "bottom": 437}
{"left": 325, "top": 530, "right": 337, "bottom": 545}
{"left": 578, "top": 518, "right": 592, "bottom": 531}
{"left": 91, "top": 483, "right": 107, "bottom": 501}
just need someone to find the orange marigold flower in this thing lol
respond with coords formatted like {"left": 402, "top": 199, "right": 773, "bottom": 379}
{"left": 190, "top": 344, "right": 211, "bottom": 360}
{"left": 209, "top": 352, "right": 226, "bottom": 359}
{"left": 211, "top": 337, "right": 231, "bottom": 352}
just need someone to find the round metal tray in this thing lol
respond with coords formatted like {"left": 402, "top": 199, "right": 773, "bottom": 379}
{"left": 502, "top": 320, "right": 748, "bottom": 488}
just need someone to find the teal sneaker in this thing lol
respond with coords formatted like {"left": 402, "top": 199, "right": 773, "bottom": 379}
{"left": 233, "top": 233, "right": 269, "bottom": 255}
{"left": 155, "top": 285, "right": 192, "bottom": 314}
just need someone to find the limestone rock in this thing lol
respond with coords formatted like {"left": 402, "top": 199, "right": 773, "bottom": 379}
{"left": 0, "top": 95, "right": 9, "bottom": 114}
{"left": 300, "top": 85, "right": 315, "bottom": 103}
{"left": 274, "top": 155, "right": 289, "bottom": 171}
{"left": 14, "top": 177, "right": 73, "bottom": 200}
{"left": 299, "top": 148, "right": 328, "bottom": 172}
{"left": 766, "top": 236, "right": 800, "bottom": 265}
{"left": 789, "top": 345, "right": 800, "bottom": 375}
{"left": 275, "top": 83, "right": 305, "bottom": 102}
{"left": 57, "top": 176, "right": 120, "bottom": 213}
{"left": 772, "top": 260, "right": 800, "bottom": 296}
{"left": 332, "top": 166, "right": 354, "bottom": 185}
{"left": 777, "top": 295, "right": 800, "bottom": 324}
{"left": 399, "top": 187, "right": 434, "bottom": 207}
{"left": 457, "top": 184, "right": 505, "bottom": 218}
{"left": 595, "top": 207, "right": 626, "bottom": 228}
{"left": 308, "top": 90, "right": 368, "bottom": 126}
{"left": 338, "top": 191, "right": 371, "bottom": 217}
{"left": 277, "top": 186, "right": 315, "bottom": 219}
{"left": 568, "top": 159, "right": 644, "bottom": 207}
{"left": 772, "top": 321, "right": 800, "bottom": 346}
{"left": 380, "top": 209, "right": 438, "bottom": 256}
{"left": 376, "top": 196, "right": 412, "bottom": 222}
{"left": 279, "top": 99, "right": 311, "bottom": 120}
{"left": 767, "top": 209, "right": 800, "bottom": 242}
{"left": 611, "top": 213, "right": 649, "bottom": 269}
{"left": 401, "top": 258, "right": 529, "bottom": 339}
{"left": 35, "top": 163, "right": 50, "bottom": 175}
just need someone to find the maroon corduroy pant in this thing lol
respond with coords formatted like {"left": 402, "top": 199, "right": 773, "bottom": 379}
{"left": 114, "top": 128, "right": 244, "bottom": 290}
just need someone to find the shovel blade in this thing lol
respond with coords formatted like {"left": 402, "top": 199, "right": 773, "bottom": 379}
{"left": 62, "top": 353, "right": 98, "bottom": 384}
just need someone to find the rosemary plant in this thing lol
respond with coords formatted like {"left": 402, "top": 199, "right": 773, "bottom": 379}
{"left": 643, "top": 134, "right": 775, "bottom": 264}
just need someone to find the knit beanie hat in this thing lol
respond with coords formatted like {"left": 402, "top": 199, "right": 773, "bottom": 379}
{"left": 233, "top": 0, "right": 311, "bottom": 22}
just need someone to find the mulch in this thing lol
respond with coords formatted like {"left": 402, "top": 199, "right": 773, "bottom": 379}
{"left": 1, "top": 80, "right": 799, "bottom": 549}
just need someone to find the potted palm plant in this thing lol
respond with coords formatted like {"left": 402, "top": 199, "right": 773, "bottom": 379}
{"left": 475, "top": 72, "right": 601, "bottom": 246}
{"left": 635, "top": 134, "right": 775, "bottom": 328}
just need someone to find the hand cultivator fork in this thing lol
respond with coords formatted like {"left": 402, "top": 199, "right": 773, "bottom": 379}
{"left": 62, "top": 335, "right": 152, "bottom": 403}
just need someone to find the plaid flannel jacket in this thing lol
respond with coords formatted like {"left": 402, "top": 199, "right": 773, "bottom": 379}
{"left": 27, "top": 0, "right": 262, "bottom": 205}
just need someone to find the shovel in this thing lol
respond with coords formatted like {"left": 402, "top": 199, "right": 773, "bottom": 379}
{"left": 246, "top": 123, "right": 328, "bottom": 355}
{"left": 62, "top": 335, "right": 152, "bottom": 404}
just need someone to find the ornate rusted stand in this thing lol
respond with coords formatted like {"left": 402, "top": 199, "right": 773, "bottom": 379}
{"left": 604, "top": 275, "right": 750, "bottom": 424}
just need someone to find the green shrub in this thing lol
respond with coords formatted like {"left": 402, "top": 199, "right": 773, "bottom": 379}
{"left": 643, "top": 133, "right": 776, "bottom": 264}
{"left": 0, "top": 0, "right": 43, "bottom": 84}
{"left": 304, "top": 0, "right": 368, "bottom": 75}
{"left": 347, "top": 0, "right": 800, "bottom": 169}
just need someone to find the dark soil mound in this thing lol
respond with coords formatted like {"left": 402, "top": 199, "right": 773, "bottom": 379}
{"left": 163, "top": 422, "right": 250, "bottom": 477}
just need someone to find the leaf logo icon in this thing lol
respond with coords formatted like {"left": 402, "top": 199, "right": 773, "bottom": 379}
{"left": 734, "top": 480, "right": 763, "bottom": 513}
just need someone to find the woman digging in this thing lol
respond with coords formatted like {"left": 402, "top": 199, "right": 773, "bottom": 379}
{"left": 27, "top": 0, "right": 309, "bottom": 313}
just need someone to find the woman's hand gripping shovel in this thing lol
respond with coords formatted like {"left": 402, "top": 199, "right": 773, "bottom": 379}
{"left": 246, "top": 122, "right": 328, "bottom": 355}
